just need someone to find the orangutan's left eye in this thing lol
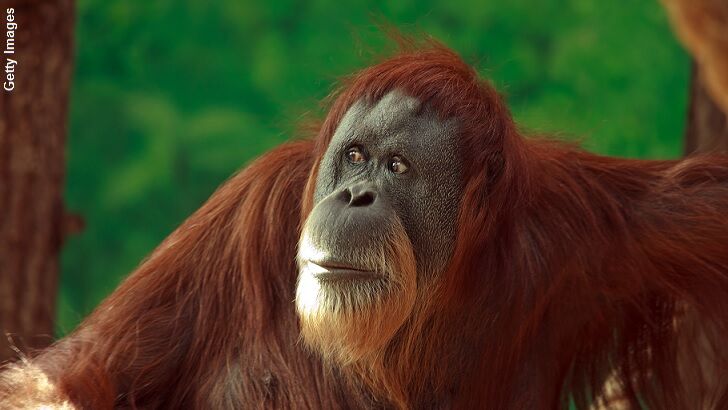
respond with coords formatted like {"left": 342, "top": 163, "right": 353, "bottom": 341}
{"left": 389, "top": 156, "right": 408, "bottom": 174}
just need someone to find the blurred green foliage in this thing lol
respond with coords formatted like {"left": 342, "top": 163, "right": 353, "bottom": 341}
{"left": 58, "top": 0, "right": 689, "bottom": 334}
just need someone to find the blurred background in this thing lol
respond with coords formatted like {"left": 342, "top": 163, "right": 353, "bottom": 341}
{"left": 58, "top": 0, "right": 689, "bottom": 334}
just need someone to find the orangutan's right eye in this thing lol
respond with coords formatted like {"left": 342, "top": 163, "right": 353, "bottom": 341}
{"left": 346, "top": 146, "right": 366, "bottom": 164}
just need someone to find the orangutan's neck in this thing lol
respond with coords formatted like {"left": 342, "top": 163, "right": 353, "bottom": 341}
{"left": 342, "top": 297, "right": 484, "bottom": 408}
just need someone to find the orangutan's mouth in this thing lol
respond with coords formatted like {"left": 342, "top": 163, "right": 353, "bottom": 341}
{"left": 307, "top": 260, "right": 383, "bottom": 281}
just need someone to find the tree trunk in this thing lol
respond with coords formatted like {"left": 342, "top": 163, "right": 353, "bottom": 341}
{"left": 0, "top": 0, "right": 75, "bottom": 362}
{"left": 684, "top": 64, "right": 728, "bottom": 154}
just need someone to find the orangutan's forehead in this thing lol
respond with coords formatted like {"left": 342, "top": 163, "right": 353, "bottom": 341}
{"left": 337, "top": 90, "right": 423, "bottom": 138}
{"left": 331, "top": 89, "right": 457, "bottom": 154}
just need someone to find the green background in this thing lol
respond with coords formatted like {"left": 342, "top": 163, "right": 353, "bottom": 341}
{"left": 58, "top": 0, "right": 690, "bottom": 334}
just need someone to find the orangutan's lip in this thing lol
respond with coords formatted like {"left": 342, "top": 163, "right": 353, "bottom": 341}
{"left": 307, "top": 260, "right": 382, "bottom": 281}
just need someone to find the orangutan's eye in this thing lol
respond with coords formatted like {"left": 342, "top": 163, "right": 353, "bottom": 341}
{"left": 346, "top": 146, "right": 366, "bottom": 164}
{"left": 389, "top": 156, "right": 408, "bottom": 174}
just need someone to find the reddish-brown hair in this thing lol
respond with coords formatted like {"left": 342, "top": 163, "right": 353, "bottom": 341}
{"left": 303, "top": 39, "right": 728, "bottom": 408}
{"left": 0, "top": 141, "right": 368, "bottom": 408}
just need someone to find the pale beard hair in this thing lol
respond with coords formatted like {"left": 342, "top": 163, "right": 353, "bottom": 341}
{"left": 295, "top": 222, "right": 417, "bottom": 365}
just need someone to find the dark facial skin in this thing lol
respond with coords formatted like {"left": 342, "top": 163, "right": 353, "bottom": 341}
{"left": 304, "top": 89, "right": 462, "bottom": 280}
